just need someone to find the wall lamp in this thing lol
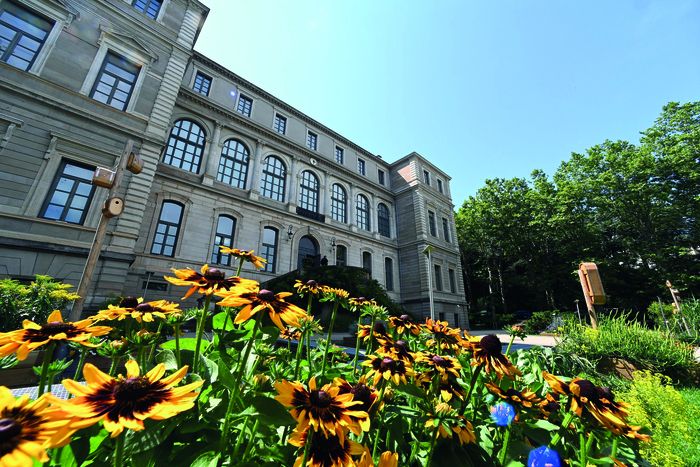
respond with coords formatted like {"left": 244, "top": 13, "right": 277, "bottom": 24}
{"left": 287, "top": 225, "right": 294, "bottom": 241}
{"left": 330, "top": 237, "right": 336, "bottom": 251}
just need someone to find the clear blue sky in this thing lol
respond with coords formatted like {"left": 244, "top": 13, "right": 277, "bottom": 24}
{"left": 195, "top": 0, "right": 699, "bottom": 207}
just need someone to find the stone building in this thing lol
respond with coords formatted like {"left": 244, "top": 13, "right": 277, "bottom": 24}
{"left": 0, "top": 0, "right": 468, "bottom": 327}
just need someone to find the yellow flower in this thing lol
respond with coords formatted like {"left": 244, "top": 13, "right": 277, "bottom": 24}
{"left": 363, "top": 355, "right": 414, "bottom": 386}
{"left": 289, "top": 427, "right": 364, "bottom": 467}
{"left": 92, "top": 298, "right": 180, "bottom": 323}
{"left": 164, "top": 264, "right": 256, "bottom": 299}
{"left": 469, "top": 334, "right": 521, "bottom": 379}
{"left": 218, "top": 247, "right": 267, "bottom": 270}
{"left": 294, "top": 279, "right": 326, "bottom": 296}
{"left": 216, "top": 285, "right": 308, "bottom": 331}
{"left": 0, "top": 310, "right": 110, "bottom": 361}
{"left": 52, "top": 360, "right": 202, "bottom": 437}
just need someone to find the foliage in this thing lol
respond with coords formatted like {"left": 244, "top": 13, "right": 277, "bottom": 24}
{"left": 0, "top": 275, "right": 79, "bottom": 332}
{"left": 523, "top": 311, "right": 556, "bottom": 334}
{"left": 456, "top": 101, "right": 700, "bottom": 323}
{"left": 557, "top": 314, "right": 698, "bottom": 382}
{"left": 620, "top": 371, "right": 700, "bottom": 467}
{"left": 0, "top": 269, "right": 654, "bottom": 467}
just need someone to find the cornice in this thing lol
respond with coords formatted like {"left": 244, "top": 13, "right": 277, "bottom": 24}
{"left": 176, "top": 89, "right": 396, "bottom": 198}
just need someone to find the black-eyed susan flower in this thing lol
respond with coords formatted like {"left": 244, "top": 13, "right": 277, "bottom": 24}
{"left": 289, "top": 427, "right": 364, "bottom": 467}
{"left": 416, "top": 353, "right": 462, "bottom": 380}
{"left": 415, "top": 372, "right": 466, "bottom": 402}
{"left": 357, "top": 447, "right": 399, "bottom": 467}
{"left": 52, "top": 360, "right": 202, "bottom": 437}
{"left": 423, "top": 319, "right": 464, "bottom": 353}
{"left": 543, "top": 372, "right": 649, "bottom": 440}
{"left": 93, "top": 299, "right": 180, "bottom": 323}
{"left": 321, "top": 287, "right": 350, "bottom": 302}
{"left": 388, "top": 314, "right": 420, "bottom": 336}
{"left": 348, "top": 297, "right": 376, "bottom": 313}
{"left": 216, "top": 286, "right": 308, "bottom": 331}
{"left": 0, "top": 310, "right": 111, "bottom": 361}
{"left": 294, "top": 279, "right": 326, "bottom": 296}
{"left": 357, "top": 322, "right": 390, "bottom": 343}
{"left": 470, "top": 335, "right": 521, "bottom": 379}
{"left": 0, "top": 386, "right": 85, "bottom": 466}
{"left": 335, "top": 377, "right": 380, "bottom": 416}
{"left": 275, "top": 377, "right": 369, "bottom": 439}
{"left": 164, "top": 264, "right": 257, "bottom": 299}
{"left": 218, "top": 247, "right": 267, "bottom": 270}
{"left": 485, "top": 382, "right": 542, "bottom": 409}
{"left": 425, "top": 402, "right": 476, "bottom": 445}
{"left": 280, "top": 327, "right": 302, "bottom": 341}
{"left": 363, "top": 356, "right": 413, "bottom": 386}
{"left": 538, "top": 392, "right": 561, "bottom": 417}
{"left": 376, "top": 338, "right": 415, "bottom": 363}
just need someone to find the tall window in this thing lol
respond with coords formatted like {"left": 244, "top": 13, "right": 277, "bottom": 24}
{"left": 217, "top": 139, "right": 249, "bottom": 189}
{"left": 261, "top": 227, "right": 278, "bottom": 273}
{"left": 377, "top": 203, "right": 390, "bottom": 238}
{"left": 151, "top": 201, "right": 183, "bottom": 257}
{"left": 211, "top": 215, "right": 236, "bottom": 265}
{"left": 385, "top": 257, "right": 394, "bottom": 291}
{"left": 131, "top": 0, "right": 162, "bottom": 19}
{"left": 448, "top": 268, "right": 457, "bottom": 293}
{"left": 335, "top": 245, "right": 347, "bottom": 266}
{"left": 237, "top": 94, "right": 252, "bottom": 116}
{"left": 437, "top": 179, "right": 444, "bottom": 194}
{"left": 274, "top": 114, "right": 287, "bottom": 134}
{"left": 163, "top": 119, "right": 206, "bottom": 173}
{"left": 0, "top": 1, "right": 53, "bottom": 71}
{"left": 362, "top": 251, "right": 372, "bottom": 276}
{"left": 434, "top": 264, "right": 443, "bottom": 291}
{"left": 330, "top": 183, "right": 347, "bottom": 223}
{"left": 192, "top": 71, "right": 211, "bottom": 96}
{"left": 356, "top": 194, "right": 370, "bottom": 231}
{"left": 90, "top": 52, "right": 140, "bottom": 111}
{"left": 442, "top": 217, "right": 451, "bottom": 243}
{"left": 357, "top": 158, "right": 366, "bottom": 176}
{"left": 306, "top": 131, "right": 317, "bottom": 150}
{"left": 377, "top": 169, "right": 385, "bottom": 186}
{"left": 298, "top": 170, "right": 319, "bottom": 212}
{"left": 41, "top": 160, "right": 95, "bottom": 225}
{"left": 260, "top": 156, "right": 286, "bottom": 202}
{"left": 335, "top": 146, "right": 344, "bottom": 164}
{"left": 428, "top": 211, "right": 436, "bottom": 236}
{"left": 423, "top": 170, "right": 430, "bottom": 185}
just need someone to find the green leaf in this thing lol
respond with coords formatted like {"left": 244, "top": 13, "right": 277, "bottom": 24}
{"left": 124, "top": 420, "right": 177, "bottom": 456}
{"left": 155, "top": 349, "right": 178, "bottom": 371}
{"left": 396, "top": 383, "right": 426, "bottom": 398}
{"left": 161, "top": 337, "right": 207, "bottom": 352}
{"left": 212, "top": 311, "right": 234, "bottom": 330}
{"left": 198, "top": 355, "right": 219, "bottom": 382}
{"left": 532, "top": 419, "right": 560, "bottom": 431}
{"left": 250, "top": 395, "right": 295, "bottom": 426}
{"left": 191, "top": 451, "right": 220, "bottom": 467}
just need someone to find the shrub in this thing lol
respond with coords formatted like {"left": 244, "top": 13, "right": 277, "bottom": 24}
{"left": 0, "top": 275, "right": 80, "bottom": 331}
{"left": 523, "top": 310, "right": 556, "bottom": 334}
{"left": 557, "top": 314, "right": 698, "bottom": 382}
{"left": 620, "top": 371, "right": 700, "bottom": 466}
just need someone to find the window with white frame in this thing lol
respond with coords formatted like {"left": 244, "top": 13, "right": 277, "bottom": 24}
{"left": 261, "top": 227, "right": 278, "bottom": 273}
{"left": 306, "top": 131, "right": 317, "bottom": 150}
{"left": 260, "top": 155, "right": 286, "bottom": 202}
{"left": 162, "top": 119, "right": 206, "bottom": 173}
{"left": 217, "top": 139, "right": 249, "bottom": 189}
{"left": 356, "top": 194, "right": 370, "bottom": 231}
{"left": 298, "top": 170, "right": 319, "bottom": 212}
{"left": 131, "top": 0, "right": 163, "bottom": 20}
{"left": 330, "top": 183, "right": 347, "bottom": 223}
{"left": 192, "top": 71, "right": 211, "bottom": 96}
{"left": 90, "top": 52, "right": 140, "bottom": 111}
{"left": 385, "top": 257, "right": 394, "bottom": 291}
{"left": 377, "top": 169, "right": 385, "bottom": 186}
{"left": 0, "top": 1, "right": 54, "bottom": 71}
{"left": 377, "top": 203, "right": 390, "bottom": 237}
{"left": 211, "top": 215, "right": 236, "bottom": 265}
{"left": 335, "top": 146, "right": 344, "bottom": 164}
{"left": 151, "top": 201, "right": 183, "bottom": 257}
{"left": 357, "top": 158, "right": 366, "bottom": 176}
{"left": 237, "top": 94, "right": 252, "bottom": 116}
{"left": 40, "top": 160, "right": 95, "bottom": 225}
{"left": 437, "top": 178, "right": 444, "bottom": 194}
{"left": 423, "top": 170, "right": 430, "bottom": 185}
{"left": 274, "top": 113, "right": 287, "bottom": 135}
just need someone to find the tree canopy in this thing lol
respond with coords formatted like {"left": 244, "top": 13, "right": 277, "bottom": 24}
{"left": 456, "top": 102, "right": 700, "bottom": 324}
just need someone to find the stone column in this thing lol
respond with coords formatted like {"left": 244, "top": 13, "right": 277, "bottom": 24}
{"left": 202, "top": 122, "right": 222, "bottom": 186}
{"left": 248, "top": 139, "right": 263, "bottom": 199}
{"left": 287, "top": 157, "right": 297, "bottom": 210}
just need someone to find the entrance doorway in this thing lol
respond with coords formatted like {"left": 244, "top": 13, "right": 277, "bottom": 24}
{"left": 297, "top": 235, "right": 319, "bottom": 269}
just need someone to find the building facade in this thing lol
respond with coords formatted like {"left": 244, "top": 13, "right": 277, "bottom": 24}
{"left": 0, "top": 0, "right": 468, "bottom": 327}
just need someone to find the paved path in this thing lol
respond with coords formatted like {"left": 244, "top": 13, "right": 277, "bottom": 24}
{"left": 469, "top": 330, "right": 559, "bottom": 348}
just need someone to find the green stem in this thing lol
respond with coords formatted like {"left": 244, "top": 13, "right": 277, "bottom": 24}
{"left": 147, "top": 322, "right": 164, "bottom": 362}
{"left": 293, "top": 330, "right": 306, "bottom": 381}
{"left": 504, "top": 333, "right": 516, "bottom": 357}
{"left": 611, "top": 437, "right": 619, "bottom": 459}
{"left": 173, "top": 324, "right": 182, "bottom": 367}
{"left": 461, "top": 364, "right": 483, "bottom": 416}
{"left": 426, "top": 425, "right": 440, "bottom": 467}
{"left": 320, "top": 301, "right": 340, "bottom": 380}
{"left": 549, "top": 411, "right": 575, "bottom": 447}
{"left": 231, "top": 417, "right": 250, "bottom": 459}
{"left": 372, "top": 423, "right": 383, "bottom": 460}
{"left": 193, "top": 294, "right": 212, "bottom": 373}
{"left": 113, "top": 432, "right": 125, "bottom": 467}
{"left": 498, "top": 426, "right": 511, "bottom": 465}
{"left": 242, "top": 419, "right": 260, "bottom": 461}
{"left": 37, "top": 342, "right": 56, "bottom": 397}
{"left": 74, "top": 346, "right": 88, "bottom": 381}
{"left": 306, "top": 329, "right": 312, "bottom": 374}
{"left": 108, "top": 356, "right": 119, "bottom": 376}
{"left": 367, "top": 316, "right": 377, "bottom": 355}
{"left": 235, "top": 257, "right": 245, "bottom": 277}
{"left": 300, "top": 434, "right": 312, "bottom": 467}
{"left": 352, "top": 322, "right": 362, "bottom": 374}
{"left": 579, "top": 431, "right": 587, "bottom": 467}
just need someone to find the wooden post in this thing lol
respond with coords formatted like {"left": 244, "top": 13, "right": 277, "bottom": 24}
{"left": 578, "top": 269, "right": 598, "bottom": 329}
{"left": 69, "top": 140, "right": 134, "bottom": 321}
{"left": 666, "top": 280, "right": 691, "bottom": 334}
{"left": 578, "top": 262, "right": 606, "bottom": 329}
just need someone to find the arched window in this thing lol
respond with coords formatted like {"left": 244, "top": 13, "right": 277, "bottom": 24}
{"left": 211, "top": 215, "right": 237, "bottom": 265}
{"left": 362, "top": 251, "right": 372, "bottom": 276}
{"left": 385, "top": 257, "right": 394, "bottom": 291}
{"left": 330, "top": 184, "right": 347, "bottom": 223}
{"left": 261, "top": 227, "right": 278, "bottom": 273}
{"left": 151, "top": 201, "right": 183, "bottom": 257}
{"left": 260, "top": 156, "right": 286, "bottom": 202}
{"left": 217, "top": 139, "right": 249, "bottom": 189}
{"left": 163, "top": 119, "right": 206, "bottom": 173}
{"left": 298, "top": 170, "right": 319, "bottom": 212}
{"left": 377, "top": 203, "right": 390, "bottom": 237}
{"left": 335, "top": 244, "right": 347, "bottom": 266}
{"left": 356, "top": 194, "right": 370, "bottom": 231}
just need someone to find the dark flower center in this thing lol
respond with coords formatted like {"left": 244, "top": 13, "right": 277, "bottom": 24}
{"left": 597, "top": 386, "right": 615, "bottom": 401}
{"left": 0, "top": 418, "right": 21, "bottom": 443}
{"left": 480, "top": 335, "right": 503, "bottom": 356}
{"left": 40, "top": 322, "right": 74, "bottom": 335}
{"left": 400, "top": 314, "right": 410, "bottom": 321}
{"left": 135, "top": 303, "right": 154, "bottom": 312}
{"left": 357, "top": 297, "right": 366, "bottom": 302}
{"left": 380, "top": 357, "right": 395, "bottom": 371}
{"left": 373, "top": 322, "right": 387, "bottom": 335}
{"left": 204, "top": 268, "right": 226, "bottom": 280}
{"left": 114, "top": 377, "right": 157, "bottom": 400}
{"left": 574, "top": 380, "right": 598, "bottom": 400}
{"left": 431, "top": 355, "right": 446, "bottom": 366}
{"left": 310, "top": 390, "right": 332, "bottom": 408}
{"left": 351, "top": 384, "right": 374, "bottom": 411}
{"left": 306, "top": 280, "right": 318, "bottom": 287}
{"left": 120, "top": 296, "right": 139, "bottom": 308}
{"left": 505, "top": 388, "right": 522, "bottom": 399}
{"left": 257, "top": 289, "right": 275, "bottom": 302}
{"left": 395, "top": 340, "right": 408, "bottom": 352}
